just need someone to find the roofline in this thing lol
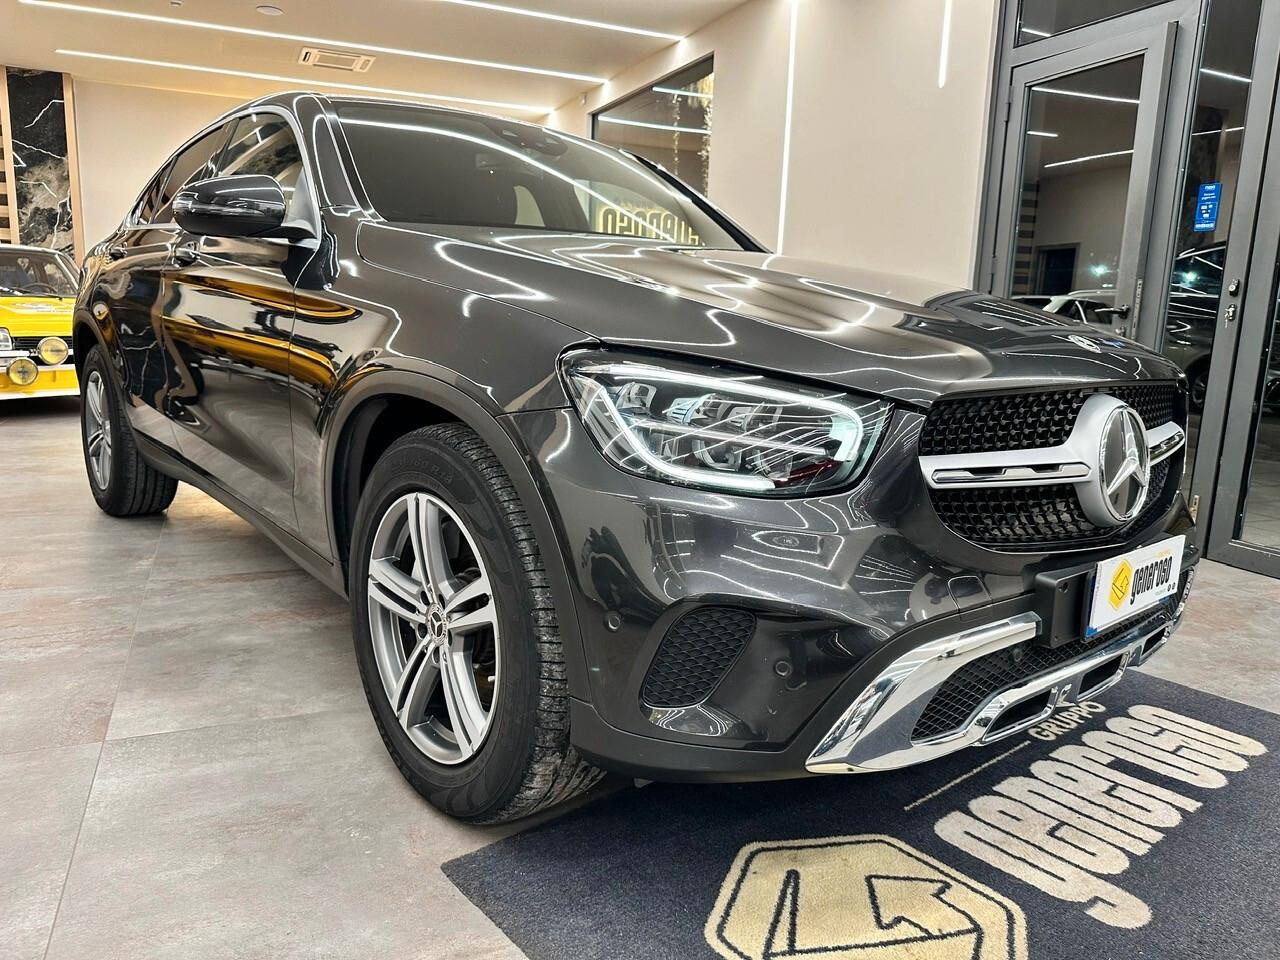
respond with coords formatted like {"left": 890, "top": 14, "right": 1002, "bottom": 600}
{"left": 1, "top": 243, "right": 75, "bottom": 259}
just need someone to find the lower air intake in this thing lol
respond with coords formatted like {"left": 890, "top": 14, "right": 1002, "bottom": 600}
{"left": 641, "top": 607, "right": 755, "bottom": 708}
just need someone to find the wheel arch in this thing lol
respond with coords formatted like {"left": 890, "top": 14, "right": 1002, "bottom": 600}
{"left": 326, "top": 370, "right": 592, "bottom": 702}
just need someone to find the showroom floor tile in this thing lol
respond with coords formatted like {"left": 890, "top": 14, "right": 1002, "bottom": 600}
{"left": 2, "top": 397, "right": 1278, "bottom": 960}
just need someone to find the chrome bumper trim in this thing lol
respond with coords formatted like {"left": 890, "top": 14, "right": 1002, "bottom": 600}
{"left": 806, "top": 608, "right": 1176, "bottom": 774}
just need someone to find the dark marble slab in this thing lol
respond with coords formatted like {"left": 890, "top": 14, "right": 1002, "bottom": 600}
{"left": 6, "top": 68, "right": 74, "bottom": 254}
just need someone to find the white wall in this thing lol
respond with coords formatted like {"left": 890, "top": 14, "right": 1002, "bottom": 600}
{"left": 548, "top": 0, "right": 999, "bottom": 287}
{"left": 73, "top": 80, "right": 240, "bottom": 246}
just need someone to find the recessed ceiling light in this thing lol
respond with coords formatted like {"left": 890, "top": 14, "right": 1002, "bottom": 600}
{"left": 256, "top": 4, "right": 284, "bottom": 14}
{"left": 22, "top": 0, "right": 604, "bottom": 82}
{"left": 430, "top": 0, "right": 683, "bottom": 41}
{"left": 55, "top": 49, "right": 552, "bottom": 113}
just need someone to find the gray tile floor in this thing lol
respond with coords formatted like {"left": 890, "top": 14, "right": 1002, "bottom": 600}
{"left": 3, "top": 396, "right": 1278, "bottom": 960}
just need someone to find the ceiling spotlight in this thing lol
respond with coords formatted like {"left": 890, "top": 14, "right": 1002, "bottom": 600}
{"left": 257, "top": 4, "right": 284, "bottom": 14}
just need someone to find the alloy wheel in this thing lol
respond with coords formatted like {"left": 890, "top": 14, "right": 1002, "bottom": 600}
{"left": 84, "top": 371, "right": 113, "bottom": 490}
{"left": 366, "top": 492, "right": 500, "bottom": 765}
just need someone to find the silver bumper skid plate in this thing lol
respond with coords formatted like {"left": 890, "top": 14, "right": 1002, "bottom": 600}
{"left": 806, "top": 605, "right": 1178, "bottom": 774}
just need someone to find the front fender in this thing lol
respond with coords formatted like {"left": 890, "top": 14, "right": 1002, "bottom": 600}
{"left": 323, "top": 367, "right": 593, "bottom": 704}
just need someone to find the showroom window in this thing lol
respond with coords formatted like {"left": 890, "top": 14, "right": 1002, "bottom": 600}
{"left": 593, "top": 58, "right": 713, "bottom": 195}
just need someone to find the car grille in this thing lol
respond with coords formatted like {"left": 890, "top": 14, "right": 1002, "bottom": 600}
{"left": 933, "top": 459, "right": 1173, "bottom": 551}
{"left": 10, "top": 335, "right": 72, "bottom": 364}
{"left": 922, "top": 382, "right": 1184, "bottom": 550}
{"left": 641, "top": 607, "right": 755, "bottom": 708}
{"left": 911, "top": 603, "right": 1175, "bottom": 742}
{"left": 919, "top": 382, "right": 1181, "bottom": 456}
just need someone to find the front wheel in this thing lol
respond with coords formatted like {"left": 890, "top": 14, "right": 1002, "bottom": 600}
{"left": 350, "top": 423, "right": 602, "bottom": 823}
{"left": 80, "top": 346, "right": 177, "bottom": 516}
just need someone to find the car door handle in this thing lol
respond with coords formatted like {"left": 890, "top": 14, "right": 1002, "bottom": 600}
{"left": 105, "top": 244, "right": 128, "bottom": 262}
{"left": 172, "top": 241, "right": 199, "bottom": 267}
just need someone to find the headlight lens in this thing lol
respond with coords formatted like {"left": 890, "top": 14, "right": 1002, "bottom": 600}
{"left": 0, "top": 328, "right": 10, "bottom": 351}
{"left": 38, "top": 336, "right": 69, "bottom": 365}
{"left": 8, "top": 357, "right": 38, "bottom": 386}
{"left": 562, "top": 352, "right": 892, "bottom": 495}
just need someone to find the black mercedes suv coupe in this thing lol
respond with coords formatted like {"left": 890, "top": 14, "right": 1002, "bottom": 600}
{"left": 74, "top": 93, "right": 1197, "bottom": 823}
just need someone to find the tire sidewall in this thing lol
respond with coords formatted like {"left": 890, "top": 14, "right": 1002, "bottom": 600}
{"left": 80, "top": 348, "right": 122, "bottom": 508}
{"left": 349, "top": 431, "right": 541, "bottom": 816}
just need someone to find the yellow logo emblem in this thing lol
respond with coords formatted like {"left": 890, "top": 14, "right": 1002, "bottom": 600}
{"left": 706, "top": 835, "right": 1027, "bottom": 960}
{"left": 1109, "top": 559, "right": 1133, "bottom": 610}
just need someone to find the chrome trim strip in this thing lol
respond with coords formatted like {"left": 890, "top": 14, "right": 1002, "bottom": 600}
{"left": 806, "top": 610, "right": 1173, "bottom": 774}
{"left": 1147, "top": 420, "right": 1186, "bottom": 465}
{"left": 920, "top": 400, "right": 1186, "bottom": 490}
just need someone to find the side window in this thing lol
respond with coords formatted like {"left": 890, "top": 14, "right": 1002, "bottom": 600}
{"left": 217, "top": 113, "right": 304, "bottom": 214}
{"left": 132, "top": 164, "right": 172, "bottom": 225}
{"left": 152, "top": 125, "right": 229, "bottom": 225}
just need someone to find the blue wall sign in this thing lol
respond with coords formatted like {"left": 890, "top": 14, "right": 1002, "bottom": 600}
{"left": 1194, "top": 181, "right": 1222, "bottom": 233}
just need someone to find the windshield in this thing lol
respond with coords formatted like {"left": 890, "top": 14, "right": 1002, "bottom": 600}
{"left": 0, "top": 249, "right": 76, "bottom": 297}
{"left": 335, "top": 101, "right": 747, "bottom": 249}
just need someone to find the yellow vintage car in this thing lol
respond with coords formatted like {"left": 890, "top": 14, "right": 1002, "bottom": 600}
{"left": 0, "top": 245, "right": 79, "bottom": 400}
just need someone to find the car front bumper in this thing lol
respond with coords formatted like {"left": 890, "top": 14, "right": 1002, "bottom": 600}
{"left": 0, "top": 360, "right": 79, "bottom": 399}
{"left": 506, "top": 407, "right": 1199, "bottom": 782}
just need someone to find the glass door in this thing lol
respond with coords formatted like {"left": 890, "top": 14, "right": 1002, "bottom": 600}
{"left": 1201, "top": 0, "right": 1280, "bottom": 577}
{"left": 992, "top": 25, "right": 1175, "bottom": 334}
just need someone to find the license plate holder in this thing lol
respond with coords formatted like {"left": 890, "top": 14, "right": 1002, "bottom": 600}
{"left": 1086, "top": 535, "right": 1185, "bottom": 637}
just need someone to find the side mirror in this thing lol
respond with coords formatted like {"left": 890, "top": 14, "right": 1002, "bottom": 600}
{"left": 173, "top": 175, "right": 289, "bottom": 239}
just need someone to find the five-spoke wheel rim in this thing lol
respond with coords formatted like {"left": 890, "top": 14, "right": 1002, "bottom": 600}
{"left": 367, "top": 492, "right": 500, "bottom": 765}
{"left": 84, "top": 371, "right": 112, "bottom": 491}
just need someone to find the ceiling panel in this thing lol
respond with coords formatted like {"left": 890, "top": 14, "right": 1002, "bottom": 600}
{"left": 0, "top": 0, "right": 748, "bottom": 117}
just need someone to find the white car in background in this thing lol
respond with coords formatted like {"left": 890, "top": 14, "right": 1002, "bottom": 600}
{"left": 1045, "top": 289, "right": 1119, "bottom": 327}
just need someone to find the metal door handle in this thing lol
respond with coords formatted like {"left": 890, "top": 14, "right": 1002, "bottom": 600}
{"left": 172, "top": 241, "right": 199, "bottom": 266}
{"left": 105, "top": 244, "right": 128, "bottom": 262}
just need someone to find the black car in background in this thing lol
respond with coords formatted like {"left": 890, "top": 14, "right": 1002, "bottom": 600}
{"left": 74, "top": 93, "right": 1198, "bottom": 822}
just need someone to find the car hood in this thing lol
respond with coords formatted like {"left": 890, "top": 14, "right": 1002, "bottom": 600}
{"left": 0, "top": 296, "right": 74, "bottom": 337}
{"left": 358, "top": 224, "right": 1182, "bottom": 407}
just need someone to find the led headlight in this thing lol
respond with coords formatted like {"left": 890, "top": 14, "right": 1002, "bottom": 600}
{"left": 0, "top": 328, "right": 10, "bottom": 351}
{"left": 562, "top": 352, "right": 892, "bottom": 496}
{"left": 38, "top": 337, "right": 69, "bottom": 365}
{"left": 8, "top": 357, "right": 38, "bottom": 386}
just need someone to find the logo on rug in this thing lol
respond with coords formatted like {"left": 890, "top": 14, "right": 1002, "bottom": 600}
{"left": 706, "top": 834, "right": 1026, "bottom": 959}
{"left": 935, "top": 704, "right": 1267, "bottom": 928}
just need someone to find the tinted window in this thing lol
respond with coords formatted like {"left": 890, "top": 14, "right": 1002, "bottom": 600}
{"left": 153, "top": 126, "right": 229, "bottom": 224}
{"left": 335, "top": 101, "right": 743, "bottom": 248}
{"left": 0, "top": 248, "right": 76, "bottom": 296}
{"left": 217, "top": 113, "right": 305, "bottom": 213}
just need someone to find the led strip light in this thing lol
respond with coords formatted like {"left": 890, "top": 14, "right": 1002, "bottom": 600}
{"left": 23, "top": 0, "right": 604, "bottom": 83}
{"left": 55, "top": 50, "right": 551, "bottom": 113}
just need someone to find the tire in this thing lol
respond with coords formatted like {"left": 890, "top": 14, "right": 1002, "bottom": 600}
{"left": 350, "top": 423, "right": 602, "bottom": 823}
{"left": 80, "top": 346, "right": 178, "bottom": 517}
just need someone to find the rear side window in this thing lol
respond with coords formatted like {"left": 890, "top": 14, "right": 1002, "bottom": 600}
{"left": 217, "top": 113, "right": 305, "bottom": 214}
{"left": 151, "top": 125, "right": 229, "bottom": 224}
